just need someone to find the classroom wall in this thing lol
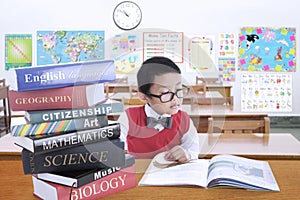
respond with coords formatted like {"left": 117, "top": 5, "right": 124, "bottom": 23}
{"left": 1, "top": 0, "right": 299, "bottom": 116}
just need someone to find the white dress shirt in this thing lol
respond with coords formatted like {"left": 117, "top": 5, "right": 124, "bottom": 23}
{"left": 117, "top": 104, "right": 199, "bottom": 159}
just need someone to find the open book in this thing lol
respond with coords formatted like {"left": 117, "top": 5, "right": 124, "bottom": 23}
{"left": 139, "top": 153, "right": 280, "bottom": 191}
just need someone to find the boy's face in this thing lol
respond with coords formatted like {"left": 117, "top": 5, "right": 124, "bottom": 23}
{"left": 146, "top": 72, "right": 183, "bottom": 115}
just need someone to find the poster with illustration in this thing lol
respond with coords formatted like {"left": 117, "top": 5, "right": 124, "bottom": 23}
{"left": 111, "top": 34, "right": 141, "bottom": 74}
{"left": 238, "top": 27, "right": 296, "bottom": 72}
{"left": 5, "top": 34, "right": 32, "bottom": 70}
{"left": 187, "top": 35, "right": 216, "bottom": 72}
{"left": 37, "top": 30, "right": 104, "bottom": 65}
{"left": 218, "top": 58, "right": 235, "bottom": 82}
{"left": 218, "top": 33, "right": 235, "bottom": 58}
{"left": 241, "top": 73, "right": 292, "bottom": 112}
{"left": 143, "top": 32, "right": 183, "bottom": 63}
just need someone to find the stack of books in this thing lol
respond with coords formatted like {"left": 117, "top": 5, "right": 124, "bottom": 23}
{"left": 9, "top": 60, "right": 136, "bottom": 199}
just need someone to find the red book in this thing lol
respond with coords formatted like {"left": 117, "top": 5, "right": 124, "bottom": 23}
{"left": 9, "top": 83, "right": 106, "bottom": 111}
{"left": 32, "top": 165, "right": 136, "bottom": 200}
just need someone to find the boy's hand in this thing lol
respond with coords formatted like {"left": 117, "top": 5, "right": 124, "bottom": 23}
{"left": 164, "top": 145, "right": 189, "bottom": 163}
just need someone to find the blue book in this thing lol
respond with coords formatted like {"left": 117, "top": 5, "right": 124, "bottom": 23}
{"left": 14, "top": 60, "right": 116, "bottom": 91}
{"left": 24, "top": 99, "right": 124, "bottom": 123}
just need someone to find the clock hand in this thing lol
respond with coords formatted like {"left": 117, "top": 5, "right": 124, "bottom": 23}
{"left": 121, "top": 10, "right": 129, "bottom": 17}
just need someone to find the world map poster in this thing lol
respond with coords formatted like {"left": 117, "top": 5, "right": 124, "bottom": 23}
{"left": 37, "top": 30, "right": 104, "bottom": 65}
{"left": 238, "top": 27, "right": 296, "bottom": 72}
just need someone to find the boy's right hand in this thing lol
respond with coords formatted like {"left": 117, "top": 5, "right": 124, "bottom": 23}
{"left": 164, "top": 145, "right": 189, "bottom": 163}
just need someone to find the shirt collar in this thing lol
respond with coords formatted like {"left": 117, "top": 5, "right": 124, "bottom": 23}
{"left": 145, "top": 103, "right": 171, "bottom": 119}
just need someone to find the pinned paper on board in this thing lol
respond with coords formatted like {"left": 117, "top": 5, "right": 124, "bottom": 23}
{"left": 36, "top": 30, "right": 105, "bottom": 65}
{"left": 187, "top": 35, "right": 216, "bottom": 72}
{"left": 238, "top": 27, "right": 296, "bottom": 72}
{"left": 241, "top": 73, "right": 292, "bottom": 112}
{"left": 143, "top": 32, "right": 184, "bottom": 63}
{"left": 110, "top": 34, "right": 141, "bottom": 74}
{"left": 5, "top": 34, "right": 32, "bottom": 70}
{"left": 218, "top": 33, "right": 235, "bottom": 58}
{"left": 218, "top": 58, "right": 236, "bottom": 82}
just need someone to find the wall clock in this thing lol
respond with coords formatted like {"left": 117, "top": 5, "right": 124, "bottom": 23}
{"left": 113, "top": 1, "right": 142, "bottom": 31}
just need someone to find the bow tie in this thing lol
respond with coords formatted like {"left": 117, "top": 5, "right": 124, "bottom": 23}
{"left": 146, "top": 117, "right": 172, "bottom": 129}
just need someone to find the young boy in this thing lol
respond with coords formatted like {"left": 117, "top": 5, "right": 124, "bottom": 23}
{"left": 117, "top": 56, "right": 199, "bottom": 163}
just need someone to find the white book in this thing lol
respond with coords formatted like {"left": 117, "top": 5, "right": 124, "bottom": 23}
{"left": 139, "top": 153, "right": 280, "bottom": 191}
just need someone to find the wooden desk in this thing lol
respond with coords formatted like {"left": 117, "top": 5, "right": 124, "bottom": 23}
{"left": 206, "top": 83, "right": 232, "bottom": 98}
{"left": 109, "top": 91, "right": 224, "bottom": 105}
{"left": 106, "top": 83, "right": 232, "bottom": 98}
{"left": 181, "top": 104, "right": 268, "bottom": 133}
{"left": 0, "top": 159, "right": 299, "bottom": 200}
{"left": 1, "top": 133, "right": 299, "bottom": 161}
{"left": 108, "top": 104, "right": 268, "bottom": 133}
{"left": 198, "top": 133, "right": 300, "bottom": 160}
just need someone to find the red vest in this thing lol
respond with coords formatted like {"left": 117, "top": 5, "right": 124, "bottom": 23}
{"left": 126, "top": 106, "right": 190, "bottom": 158}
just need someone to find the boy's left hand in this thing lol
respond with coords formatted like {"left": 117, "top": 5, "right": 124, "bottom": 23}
{"left": 164, "top": 145, "right": 189, "bottom": 163}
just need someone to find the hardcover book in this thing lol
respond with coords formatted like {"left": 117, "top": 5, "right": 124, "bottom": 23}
{"left": 24, "top": 99, "right": 124, "bottom": 123}
{"left": 14, "top": 60, "right": 116, "bottom": 92}
{"left": 22, "top": 139, "right": 125, "bottom": 174}
{"left": 15, "top": 123, "right": 121, "bottom": 154}
{"left": 9, "top": 83, "right": 106, "bottom": 111}
{"left": 36, "top": 154, "right": 135, "bottom": 187}
{"left": 139, "top": 153, "right": 280, "bottom": 191}
{"left": 32, "top": 165, "right": 136, "bottom": 200}
{"left": 11, "top": 115, "right": 108, "bottom": 136}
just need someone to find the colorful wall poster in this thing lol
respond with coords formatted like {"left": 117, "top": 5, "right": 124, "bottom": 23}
{"left": 241, "top": 73, "right": 292, "bottom": 112}
{"left": 143, "top": 32, "right": 183, "bottom": 63}
{"left": 37, "top": 30, "right": 104, "bottom": 65}
{"left": 238, "top": 27, "right": 296, "bottom": 72}
{"left": 5, "top": 34, "right": 32, "bottom": 70}
{"left": 187, "top": 35, "right": 216, "bottom": 72}
{"left": 111, "top": 34, "right": 141, "bottom": 74}
{"left": 218, "top": 58, "right": 236, "bottom": 82}
{"left": 218, "top": 33, "right": 235, "bottom": 58}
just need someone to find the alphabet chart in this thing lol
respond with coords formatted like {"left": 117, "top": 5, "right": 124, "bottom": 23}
{"left": 241, "top": 73, "right": 292, "bottom": 112}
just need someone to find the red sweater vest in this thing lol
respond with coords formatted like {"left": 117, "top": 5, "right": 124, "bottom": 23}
{"left": 125, "top": 106, "right": 190, "bottom": 158}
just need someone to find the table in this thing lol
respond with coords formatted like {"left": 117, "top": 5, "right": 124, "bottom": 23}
{"left": 1, "top": 133, "right": 299, "bottom": 160}
{"left": 109, "top": 91, "right": 224, "bottom": 105}
{"left": 0, "top": 159, "right": 299, "bottom": 200}
{"left": 108, "top": 104, "right": 268, "bottom": 133}
{"left": 198, "top": 133, "right": 300, "bottom": 160}
{"left": 106, "top": 83, "right": 232, "bottom": 98}
{"left": 206, "top": 83, "right": 232, "bottom": 98}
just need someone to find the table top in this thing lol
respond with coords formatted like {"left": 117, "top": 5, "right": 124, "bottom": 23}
{"left": 0, "top": 159, "right": 299, "bottom": 200}
{"left": 198, "top": 133, "right": 300, "bottom": 160}
{"left": 109, "top": 91, "right": 224, "bottom": 100}
{"left": 180, "top": 104, "right": 267, "bottom": 117}
{"left": 1, "top": 133, "right": 299, "bottom": 160}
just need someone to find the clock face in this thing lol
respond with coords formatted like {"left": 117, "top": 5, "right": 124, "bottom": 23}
{"left": 113, "top": 1, "right": 142, "bottom": 30}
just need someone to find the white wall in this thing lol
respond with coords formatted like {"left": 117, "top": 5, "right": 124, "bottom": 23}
{"left": 1, "top": 0, "right": 299, "bottom": 115}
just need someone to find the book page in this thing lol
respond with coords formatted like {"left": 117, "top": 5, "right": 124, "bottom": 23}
{"left": 207, "top": 155, "right": 280, "bottom": 191}
{"left": 138, "top": 152, "right": 209, "bottom": 187}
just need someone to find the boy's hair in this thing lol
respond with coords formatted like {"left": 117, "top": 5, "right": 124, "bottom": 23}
{"left": 137, "top": 56, "right": 181, "bottom": 95}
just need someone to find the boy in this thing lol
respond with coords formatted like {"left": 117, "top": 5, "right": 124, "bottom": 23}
{"left": 117, "top": 57, "right": 199, "bottom": 163}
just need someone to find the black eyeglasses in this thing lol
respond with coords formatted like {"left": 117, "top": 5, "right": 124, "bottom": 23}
{"left": 147, "top": 85, "right": 190, "bottom": 103}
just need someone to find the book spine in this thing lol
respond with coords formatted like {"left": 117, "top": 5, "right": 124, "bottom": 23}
{"left": 9, "top": 84, "right": 106, "bottom": 111}
{"left": 22, "top": 139, "right": 125, "bottom": 174}
{"left": 11, "top": 115, "right": 108, "bottom": 136}
{"left": 33, "top": 165, "right": 136, "bottom": 200}
{"left": 75, "top": 154, "right": 135, "bottom": 188}
{"left": 25, "top": 100, "right": 124, "bottom": 123}
{"left": 33, "top": 123, "right": 121, "bottom": 154}
{"left": 15, "top": 60, "right": 116, "bottom": 92}
{"left": 37, "top": 154, "right": 135, "bottom": 188}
